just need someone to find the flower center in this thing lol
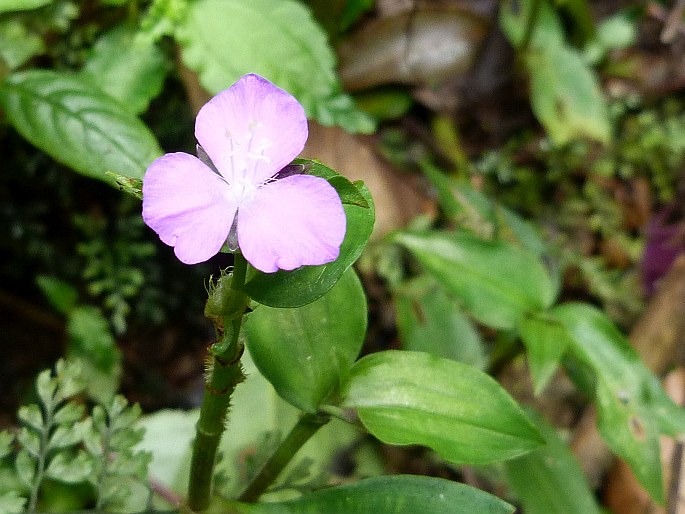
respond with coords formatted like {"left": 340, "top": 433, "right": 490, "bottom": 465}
{"left": 228, "top": 176, "right": 258, "bottom": 204}
{"left": 219, "top": 121, "right": 273, "bottom": 187}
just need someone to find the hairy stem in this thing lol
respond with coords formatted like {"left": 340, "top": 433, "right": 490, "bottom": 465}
{"left": 186, "top": 255, "right": 249, "bottom": 511}
{"left": 238, "top": 413, "right": 329, "bottom": 503}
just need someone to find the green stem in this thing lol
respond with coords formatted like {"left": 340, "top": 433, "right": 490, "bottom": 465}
{"left": 238, "top": 413, "right": 329, "bottom": 503}
{"left": 186, "top": 255, "right": 249, "bottom": 511}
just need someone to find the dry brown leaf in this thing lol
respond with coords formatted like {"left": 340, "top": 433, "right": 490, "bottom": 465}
{"left": 303, "top": 121, "right": 429, "bottom": 238}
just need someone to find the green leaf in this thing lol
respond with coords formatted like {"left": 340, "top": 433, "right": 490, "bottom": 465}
{"left": 499, "top": 0, "right": 565, "bottom": 49}
{"left": 45, "top": 451, "right": 93, "bottom": 483}
{"left": 519, "top": 315, "right": 572, "bottom": 395}
{"left": 299, "top": 160, "right": 369, "bottom": 208}
{"left": 15, "top": 450, "right": 35, "bottom": 486}
{"left": 16, "top": 428, "right": 40, "bottom": 458}
{"left": 35, "top": 275, "right": 78, "bottom": 315}
{"left": 48, "top": 423, "right": 84, "bottom": 450}
{"left": 394, "top": 276, "right": 486, "bottom": 369}
{"left": 341, "top": 351, "right": 543, "bottom": 464}
{"left": 81, "top": 25, "right": 168, "bottom": 114}
{"left": 0, "top": 491, "right": 27, "bottom": 514}
{"left": 223, "top": 475, "right": 513, "bottom": 513}
{"left": 0, "top": 431, "right": 13, "bottom": 459}
{"left": 526, "top": 43, "right": 611, "bottom": 145}
{"left": 176, "top": 0, "right": 371, "bottom": 132}
{"left": 504, "top": 409, "right": 602, "bottom": 514}
{"left": 0, "top": 70, "right": 162, "bottom": 185}
{"left": 0, "top": 18, "right": 45, "bottom": 70}
{"left": 53, "top": 402, "right": 85, "bottom": 425}
{"left": 67, "top": 306, "right": 119, "bottom": 372}
{"left": 394, "top": 230, "right": 555, "bottom": 329}
{"left": 246, "top": 268, "right": 367, "bottom": 412}
{"left": 17, "top": 405, "right": 43, "bottom": 431}
{"left": 35, "top": 368, "right": 57, "bottom": 410}
{"left": 244, "top": 178, "right": 374, "bottom": 308}
{"left": 52, "top": 359, "right": 85, "bottom": 402}
{"left": 0, "top": 0, "right": 50, "bottom": 14}
{"left": 552, "top": 303, "right": 685, "bottom": 503}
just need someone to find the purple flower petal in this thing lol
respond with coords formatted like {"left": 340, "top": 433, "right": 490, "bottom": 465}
{"left": 237, "top": 175, "right": 346, "bottom": 273}
{"left": 195, "top": 74, "right": 308, "bottom": 185}
{"left": 142, "top": 152, "right": 237, "bottom": 264}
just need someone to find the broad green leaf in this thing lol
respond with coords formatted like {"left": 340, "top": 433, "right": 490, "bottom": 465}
{"left": 36, "top": 275, "right": 77, "bottom": 315}
{"left": 341, "top": 351, "right": 543, "bottom": 464}
{"left": 552, "top": 303, "right": 685, "bottom": 503}
{"left": 81, "top": 25, "right": 168, "bottom": 114}
{"left": 394, "top": 230, "right": 555, "bottom": 329}
{"left": 0, "top": 18, "right": 44, "bottom": 70}
{"left": 526, "top": 43, "right": 611, "bottom": 145}
{"left": 223, "top": 475, "right": 513, "bottom": 514}
{"left": 244, "top": 178, "right": 374, "bottom": 308}
{"left": 0, "top": 0, "right": 50, "bottom": 14}
{"left": 505, "top": 409, "right": 601, "bottom": 514}
{"left": 246, "top": 268, "right": 367, "bottom": 412}
{"left": 0, "top": 70, "right": 162, "bottom": 184}
{"left": 519, "top": 315, "right": 572, "bottom": 395}
{"left": 176, "top": 0, "right": 372, "bottom": 133}
{"left": 394, "top": 276, "right": 486, "bottom": 369}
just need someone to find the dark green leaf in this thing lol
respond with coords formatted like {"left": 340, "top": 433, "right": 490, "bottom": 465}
{"left": 223, "top": 475, "right": 514, "bottom": 514}
{"left": 246, "top": 268, "right": 367, "bottom": 412}
{"left": 505, "top": 409, "right": 602, "bottom": 514}
{"left": 0, "top": 70, "right": 162, "bottom": 184}
{"left": 552, "top": 303, "right": 685, "bottom": 503}
{"left": 394, "top": 230, "right": 555, "bottom": 329}
{"left": 341, "top": 351, "right": 543, "bottom": 464}
{"left": 244, "top": 180, "right": 374, "bottom": 308}
{"left": 81, "top": 25, "right": 168, "bottom": 114}
{"left": 298, "top": 159, "right": 369, "bottom": 208}
{"left": 394, "top": 276, "right": 485, "bottom": 368}
{"left": 35, "top": 275, "right": 78, "bottom": 315}
{"left": 519, "top": 315, "right": 572, "bottom": 394}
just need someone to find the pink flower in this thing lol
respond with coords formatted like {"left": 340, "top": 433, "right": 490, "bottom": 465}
{"left": 142, "top": 74, "right": 346, "bottom": 273}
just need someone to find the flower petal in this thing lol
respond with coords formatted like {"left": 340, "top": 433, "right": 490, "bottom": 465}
{"left": 142, "top": 152, "right": 237, "bottom": 264}
{"left": 195, "top": 74, "right": 308, "bottom": 185}
{"left": 237, "top": 175, "right": 346, "bottom": 273}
